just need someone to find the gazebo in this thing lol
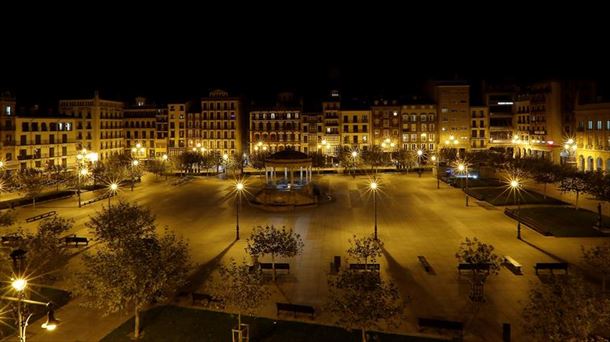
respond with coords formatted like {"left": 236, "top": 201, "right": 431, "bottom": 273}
{"left": 263, "top": 150, "right": 313, "bottom": 189}
{"left": 252, "top": 150, "right": 317, "bottom": 209}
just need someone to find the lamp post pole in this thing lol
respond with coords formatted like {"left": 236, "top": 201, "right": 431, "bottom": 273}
{"left": 236, "top": 182, "right": 244, "bottom": 240}
{"left": 374, "top": 189, "right": 377, "bottom": 239}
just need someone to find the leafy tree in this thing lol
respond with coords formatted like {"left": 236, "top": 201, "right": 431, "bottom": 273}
{"left": 346, "top": 234, "right": 383, "bottom": 268}
{"left": 439, "top": 147, "right": 457, "bottom": 163}
{"left": 523, "top": 275, "right": 610, "bottom": 341}
{"left": 0, "top": 209, "right": 15, "bottom": 227}
{"left": 585, "top": 170, "right": 610, "bottom": 225}
{"left": 76, "top": 205, "right": 190, "bottom": 340}
{"left": 147, "top": 160, "right": 169, "bottom": 179}
{"left": 362, "top": 145, "right": 384, "bottom": 172}
{"left": 455, "top": 237, "right": 501, "bottom": 302}
{"left": 559, "top": 171, "right": 587, "bottom": 210}
{"left": 326, "top": 269, "right": 403, "bottom": 342}
{"left": 582, "top": 243, "right": 610, "bottom": 292}
{"left": 14, "top": 169, "right": 46, "bottom": 207}
{"left": 26, "top": 216, "right": 73, "bottom": 283}
{"left": 246, "top": 225, "right": 304, "bottom": 281}
{"left": 250, "top": 151, "right": 268, "bottom": 173}
{"left": 310, "top": 151, "right": 326, "bottom": 169}
{"left": 530, "top": 160, "right": 562, "bottom": 199}
{"left": 46, "top": 165, "right": 72, "bottom": 191}
{"left": 86, "top": 201, "right": 156, "bottom": 248}
{"left": 209, "top": 258, "right": 271, "bottom": 338}
{"left": 394, "top": 149, "right": 417, "bottom": 170}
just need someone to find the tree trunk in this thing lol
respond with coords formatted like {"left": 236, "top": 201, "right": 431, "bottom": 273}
{"left": 272, "top": 253, "right": 276, "bottom": 282}
{"left": 543, "top": 183, "right": 547, "bottom": 199}
{"left": 33, "top": 197, "right": 36, "bottom": 208}
{"left": 361, "top": 328, "right": 367, "bottom": 342}
{"left": 603, "top": 276, "right": 607, "bottom": 293}
{"left": 575, "top": 191, "right": 580, "bottom": 210}
{"left": 134, "top": 303, "right": 141, "bottom": 339}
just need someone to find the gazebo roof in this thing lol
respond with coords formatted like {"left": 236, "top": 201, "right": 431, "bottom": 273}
{"left": 265, "top": 149, "right": 311, "bottom": 167}
{"left": 267, "top": 150, "right": 309, "bottom": 160}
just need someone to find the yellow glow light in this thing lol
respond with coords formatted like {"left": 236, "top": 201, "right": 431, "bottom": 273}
{"left": 12, "top": 278, "right": 27, "bottom": 291}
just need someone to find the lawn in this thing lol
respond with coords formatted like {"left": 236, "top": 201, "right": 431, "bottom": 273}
{"left": 513, "top": 207, "right": 609, "bottom": 237}
{"left": 101, "top": 306, "right": 447, "bottom": 342}
{"left": 466, "top": 187, "right": 565, "bottom": 206}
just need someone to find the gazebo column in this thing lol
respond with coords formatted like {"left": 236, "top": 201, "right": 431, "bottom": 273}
{"left": 300, "top": 167, "right": 303, "bottom": 184}
{"left": 290, "top": 168, "right": 294, "bottom": 186}
{"left": 284, "top": 167, "right": 288, "bottom": 183}
{"left": 265, "top": 168, "right": 269, "bottom": 183}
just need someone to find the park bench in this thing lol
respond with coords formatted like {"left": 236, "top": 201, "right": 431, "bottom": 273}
{"left": 259, "top": 263, "right": 290, "bottom": 273}
{"left": 192, "top": 292, "right": 224, "bottom": 308}
{"left": 1, "top": 233, "right": 23, "bottom": 245}
{"left": 276, "top": 302, "right": 315, "bottom": 319}
{"left": 63, "top": 234, "right": 89, "bottom": 247}
{"left": 25, "top": 211, "right": 56, "bottom": 223}
{"left": 534, "top": 262, "right": 568, "bottom": 275}
{"left": 418, "top": 256, "right": 433, "bottom": 273}
{"left": 504, "top": 256, "right": 522, "bottom": 274}
{"left": 457, "top": 263, "right": 491, "bottom": 274}
{"left": 417, "top": 317, "right": 463, "bottom": 336}
{"left": 349, "top": 263, "right": 380, "bottom": 271}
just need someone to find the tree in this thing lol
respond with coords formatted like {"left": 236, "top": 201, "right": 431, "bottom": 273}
{"left": 250, "top": 151, "right": 268, "bottom": 174}
{"left": 530, "top": 160, "right": 562, "bottom": 199}
{"left": 582, "top": 243, "right": 610, "bottom": 292}
{"left": 455, "top": 237, "right": 501, "bottom": 302}
{"left": 147, "top": 160, "right": 169, "bottom": 179}
{"left": 310, "top": 151, "right": 326, "bottom": 169}
{"left": 209, "top": 258, "right": 270, "bottom": 339}
{"left": 347, "top": 234, "right": 383, "bottom": 268}
{"left": 0, "top": 209, "right": 15, "bottom": 228}
{"left": 326, "top": 269, "right": 403, "bottom": 342}
{"left": 86, "top": 201, "right": 156, "bottom": 247}
{"left": 395, "top": 149, "right": 419, "bottom": 171}
{"left": 46, "top": 165, "right": 72, "bottom": 191}
{"left": 246, "top": 225, "right": 304, "bottom": 281}
{"left": 14, "top": 169, "right": 46, "bottom": 207}
{"left": 439, "top": 147, "right": 457, "bottom": 163}
{"left": 559, "top": 171, "right": 587, "bottom": 210}
{"left": 362, "top": 146, "right": 384, "bottom": 172}
{"left": 523, "top": 275, "right": 610, "bottom": 341}
{"left": 26, "top": 216, "right": 73, "bottom": 283}
{"left": 76, "top": 206, "right": 190, "bottom": 339}
{"left": 585, "top": 170, "right": 610, "bottom": 225}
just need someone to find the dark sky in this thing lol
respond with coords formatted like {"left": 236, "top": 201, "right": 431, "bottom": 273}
{"left": 2, "top": 7, "right": 609, "bottom": 109}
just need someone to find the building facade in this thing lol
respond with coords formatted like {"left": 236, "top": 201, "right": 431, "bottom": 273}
{"left": 372, "top": 99, "right": 401, "bottom": 153}
{"left": 435, "top": 84, "right": 470, "bottom": 154}
{"left": 123, "top": 97, "right": 159, "bottom": 159}
{"left": 167, "top": 102, "right": 187, "bottom": 156}
{"left": 470, "top": 106, "right": 489, "bottom": 151}
{"left": 574, "top": 103, "right": 610, "bottom": 172}
{"left": 59, "top": 92, "right": 124, "bottom": 161}
{"left": 196, "top": 89, "right": 242, "bottom": 156}
{"left": 321, "top": 95, "right": 341, "bottom": 155}
{"left": 301, "top": 112, "right": 324, "bottom": 154}
{"left": 400, "top": 103, "right": 437, "bottom": 152}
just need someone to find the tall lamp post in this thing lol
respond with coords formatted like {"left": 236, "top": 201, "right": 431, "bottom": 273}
{"left": 416, "top": 149, "right": 424, "bottom": 177}
{"left": 108, "top": 182, "right": 118, "bottom": 206}
{"left": 2, "top": 277, "right": 60, "bottom": 342}
{"left": 455, "top": 161, "right": 469, "bottom": 206}
{"left": 351, "top": 150, "right": 358, "bottom": 177}
{"left": 131, "top": 160, "right": 139, "bottom": 191}
{"left": 370, "top": 180, "right": 379, "bottom": 240}
{"left": 431, "top": 155, "right": 439, "bottom": 189}
{"left": 510, "top": 178, "right": 522, "bottom": 239}
{"left": 77, "top": 168, "right": 88, "bottom": 208}
{"left": 235, "top": 181, "right": 244, "bottom": 240}
{"left": 162, "top": 154, "right": 169, "bottom": 180}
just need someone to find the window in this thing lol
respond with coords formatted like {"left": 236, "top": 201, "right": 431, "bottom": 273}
{"left": 588, "top": 120, "right": 593, "bottom": 130}
{"left": 598, "top": 120, "right": 603, "bottom": 130}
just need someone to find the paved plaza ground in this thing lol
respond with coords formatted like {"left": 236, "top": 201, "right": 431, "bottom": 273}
{"left": 4, "top": 172, "right": 610, "bottom": 341}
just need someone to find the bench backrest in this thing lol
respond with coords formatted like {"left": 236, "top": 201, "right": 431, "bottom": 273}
{"left": 535, "top": 262, "right": 568, "bottom": 269}
{"left": 458, "top": 263, "right": 490, "bottom": 270}
{"left": 418, "top": 318, "right": 463, "bottom": 330}
{"left": 276, "top": 303, "right": 314, "bottom": 313}
{"left": 66, "top": 237, "right": 88, "bottom": 242}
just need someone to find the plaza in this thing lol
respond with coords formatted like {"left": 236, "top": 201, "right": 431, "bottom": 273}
{"left": 6, "top": 171, "right": 608, "bottom": 341}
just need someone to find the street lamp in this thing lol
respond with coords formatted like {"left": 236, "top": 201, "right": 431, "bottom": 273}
{"left": 454, "top": 160, "right": 470, "bottom": 206}
{"left": 370, "top": 180, "right": 379, "bottom": 240}
{"left": 431, "top": 155, "right": 440, "bottom": 189}
{"left": 162, "top": 154, "right": 169, "bottom": 180}
{"left": 130, "top": 160, "right": 139, "bottom": 191}
{"left": 77, "top": 168, "right": 89, "bottom": 208}
{"left": 509, "top": 178, "right": 522, "bottom": 239}
{"left": 235, "top": 181, "right": 245, "bottom": 240}
{"left": 108, "top": 182, "right": 118, "bottom": 206}
{"left": 4, "top": 277, "right": 60, "bottom": 342}
{"left": 351, "top": 150, "right": 358, "bottom": 176}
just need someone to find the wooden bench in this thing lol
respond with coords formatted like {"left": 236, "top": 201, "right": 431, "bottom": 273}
{"left": 417, "top": 317, "right": 463, "bottom": 336}
{"left": 63, "top": 234, "right": 89, "bottom": 247}
{"left": 504, "top": 256, "right": 522, "bottom": 273}
{"left": 349, "top": 263, "right": 380, "bottom": 271}
{"left": 457, "top": 263, "right": 490, "bottom": 274}
{"left": 1, "top": 234, "right": 23, "bottom": 245}
{"left": 418, "top": 256, "right": 433, "bottom": 273}
{"left": 25, "top": 211, "right": 56, "bottom": 223}
{"left": 260, "top": 263, "right": 290, "bottom": 273}
{"left": 276, "top": 302, "right": 315, "bottom": 319}
{"left": 192, "top": 292, "right": 224, "bottom": 308}
{"left": 534, "top": 262, "right": 568, "bottom": 275}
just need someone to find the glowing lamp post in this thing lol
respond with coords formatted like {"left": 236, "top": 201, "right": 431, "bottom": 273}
{"left": 131, "top": 160, "right": 139, "bottom": 191}
{"left": 235, "top": 181, "right": 244, "bottom": 240}
{"left": 370, "top": 181, "right": 379, "bottom": 240}
{"left": 2, "top": 277, "right": 60, "bottom": 342}
{"left": 510, "top": 178, "right": 522, "bottom": 239}
{"left": 351, "top": 150, "right": 358, "bottom": 176}
{"left": 431, "top": 155, "right": 440, "bottom": 189}
{"left": 108, "top": 182, "right": 118, "bottom": 206}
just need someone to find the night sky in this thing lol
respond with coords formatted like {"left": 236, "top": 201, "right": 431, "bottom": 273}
{"left": 2, "top": 7, "right": 609, "bottom": 110}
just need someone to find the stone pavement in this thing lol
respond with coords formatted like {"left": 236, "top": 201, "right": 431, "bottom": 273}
{"left": 4, "top": 173, "right": 608, "bottom": 341}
